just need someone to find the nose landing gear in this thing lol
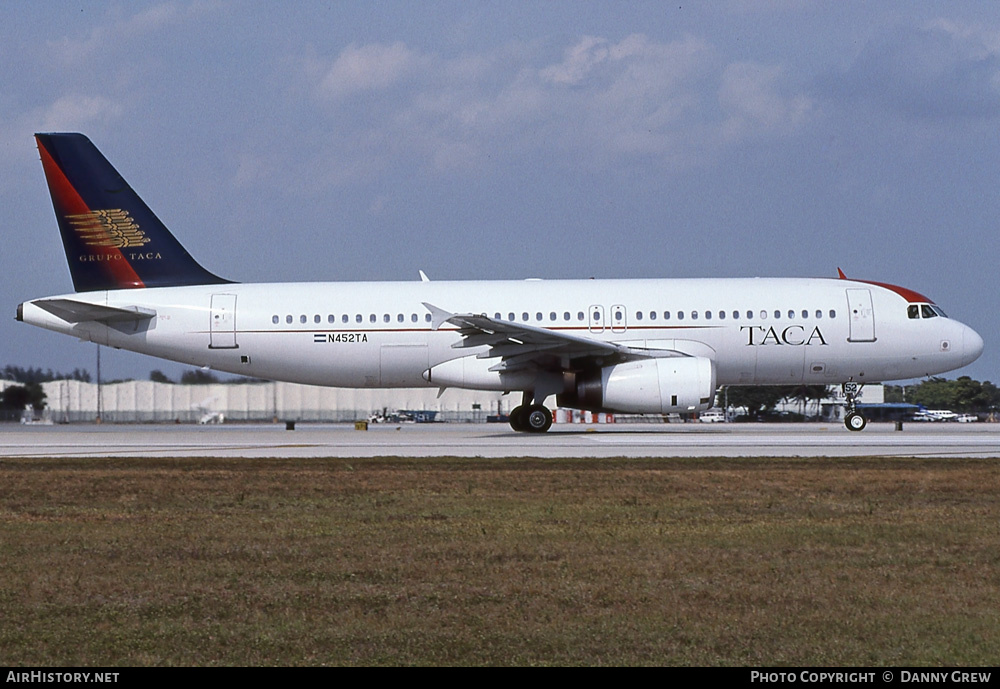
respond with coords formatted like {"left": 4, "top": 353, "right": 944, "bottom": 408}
{"left": 842, "top": 382, "right": 867, "bottom": 431}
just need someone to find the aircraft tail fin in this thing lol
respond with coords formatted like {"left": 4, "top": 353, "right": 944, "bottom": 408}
{"left": 34, "top": 133, "right": 231, "bottom": 292}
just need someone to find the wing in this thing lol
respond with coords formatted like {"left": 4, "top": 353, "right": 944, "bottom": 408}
{"left": 424, "top": 302, "right": 685, "bottom": 375}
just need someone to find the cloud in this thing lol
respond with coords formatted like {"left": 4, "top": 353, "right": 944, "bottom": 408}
{"left": 818, "top": 19, "right": 1000, "bottom": 121}
{"left": 317, "top": 42, "right": 423, "bottom": 99}
{"left": 719, "top": 62, "right": 811, "bottom": 141}
{"left": 37, "top": 94, "right": 122, "bottom": 132}
{"left": 44, "top": 1, "right": 213, "bottom": 65}
{"left": 304, "top": 33, "right": 813, "bottom": 178}
{"left": 539, "top": 35, "right": 610, "bottom": 85}
{"left": 0, "top": 94, "right": 123, "bottom": 153}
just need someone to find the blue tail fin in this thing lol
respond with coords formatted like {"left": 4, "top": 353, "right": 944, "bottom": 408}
{"left": 35, "top": 133, "right": 231, "bottom": 292}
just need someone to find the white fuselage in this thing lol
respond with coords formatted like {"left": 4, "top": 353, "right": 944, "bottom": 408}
{"left": 20, "top": 277, "right": 983, "bottom": 395}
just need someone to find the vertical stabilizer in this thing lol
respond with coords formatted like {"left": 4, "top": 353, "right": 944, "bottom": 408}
{"left": 35, "top": 133, "right": 230, "bottom": 292}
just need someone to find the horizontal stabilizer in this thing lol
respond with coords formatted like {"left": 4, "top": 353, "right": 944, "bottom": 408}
{"left": 33, "top": 298, "right": 156, "bottom": 324}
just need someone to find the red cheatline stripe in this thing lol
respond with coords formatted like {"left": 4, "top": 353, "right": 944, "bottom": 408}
{"left": 836, "top": 268, "right": 932, "bottom": 303}
{"left": 36, "top": 137, "right": 145, "bottom": 289}
{"left": 855, "top": 279, "right": 932, "bottom": 304}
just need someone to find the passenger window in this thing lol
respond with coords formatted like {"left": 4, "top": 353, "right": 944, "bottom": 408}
{"left": 718, "top": 311, "right": 725, "bottom": 320}
{"left": 636, "top": 311, "right": 643, "bottom": 321}
{"left": 425, "top": 314, "right": 432, "bottom": 322}
{"left": 536, "top": 312, "right": 543, "bottom": 321}
{"left": 664, "top": 311, "right": 671, "bottom": 320}
{"left": 523, "top": 312, "right": 530, "bottom": 321}
{"left": 746, "top": 310, "right": 753, "bottom": 319}
{"left": 704, "top": 311, "right": 711, "bottom": 320}
{"left": 272, "top": 315, "right": 279, "bottom": 324}
{"left": 733, "top": 310, "right": 740, "bottom": 320}
{"left": 328, "top": 315, "right": 335, "bottom": 323}
{"left": 411, "top": 314, "right": 418, "bottom": 323}
{"left": 815, "top": 310, "right": 822, "bottom": 319}
{"left": 774, "top": 310, "right": 781, "bottom": 319}
{"left": 398, "top": 314, "right": 404, "bottom": 323}
{"left": 760, "top": 310, "right": 767, "bottom": 319}
{"left": 342, "top": 315, "right": 349, "bottom": 324}
{"left": 355, "top": 314, "right": 362, "bottom": 323}
{"left": 577, "top": 312, "right": 585, "bottom": 321}
{"left": 549, "top": 312, "right": 556, "bottom": 321}
{"left": 508, "top": 313, "right": 515, "bottom": 321}
{"left": 801, "top": 310, "right": 808, "bottom": 319}
{"left": 314, "top": 315, "right": 321, "bottom": 324}
{"left": 678, "top": 312, "right": 685, "bottom": 320}
{"left": 369, "top": 314, "right": 376, "bottom": 323}
{"left": 563, "top": 312, "right": 570, "bottom": 321}
{"left": 650, "top": 311, "right": 657, "bottom": 321}
{"left": 300, "top": 315, "right": 307, "bottom": 324}
{"left": 829, "top": 310, "right": 836, "bottom": 318}
{"left": 494, "top": 313, "right": 501, "bottom": 320}
{"left": 788, "top": 310, "right": 795, "bottom": 319}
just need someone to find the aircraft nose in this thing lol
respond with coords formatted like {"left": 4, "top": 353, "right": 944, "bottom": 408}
{"left": 962, "top": 325, "right": 984, "bottom": 367}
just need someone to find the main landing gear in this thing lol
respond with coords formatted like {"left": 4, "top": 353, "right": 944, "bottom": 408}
{"left": 509, "top": 403, "right": 553, "bottom": 433}
{"left": 842, "top": 382, "right": 867, "bottom": 432}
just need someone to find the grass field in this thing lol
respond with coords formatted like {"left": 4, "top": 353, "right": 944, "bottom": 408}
{"left": 1, "top": 456, "right": 998, "bottom": 666}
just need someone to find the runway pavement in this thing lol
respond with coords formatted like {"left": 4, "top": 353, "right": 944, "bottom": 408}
{"left": 2, "top": 421, "right": 1000, "bottom": 458}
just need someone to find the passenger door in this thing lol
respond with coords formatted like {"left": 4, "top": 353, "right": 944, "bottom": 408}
{"left": 846, "top": 289, "right": 876, "bottom": 342}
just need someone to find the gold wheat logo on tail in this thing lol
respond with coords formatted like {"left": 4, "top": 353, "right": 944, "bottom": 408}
{"left": 67, "top": 209, "right": 151, "bottom": 249}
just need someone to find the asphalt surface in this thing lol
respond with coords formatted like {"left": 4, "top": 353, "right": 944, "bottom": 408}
{"left": 3, "top": 421, "right": 999, "bottom": 458}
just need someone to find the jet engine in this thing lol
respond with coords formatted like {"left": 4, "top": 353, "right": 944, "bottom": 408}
{"left": 558, "top": 357, "right": 716, "bottom": 414}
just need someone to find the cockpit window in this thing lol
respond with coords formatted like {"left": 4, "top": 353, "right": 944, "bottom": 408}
{"left": 909, "top": 303, "right": 948, "bottom": 319}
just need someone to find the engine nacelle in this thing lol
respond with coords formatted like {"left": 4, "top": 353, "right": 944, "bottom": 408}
{"left": 423, "top": 355, "right": 538, "bottom": 391}
{"left": 558, "top": 357, "right": 716, "bottom": 414}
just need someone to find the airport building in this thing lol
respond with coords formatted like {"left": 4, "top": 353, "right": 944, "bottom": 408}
{"left": 2, "top": 379, "right": 512, "bottom": 424}
{"left": 1, "top": 379, "right": 884, "bottom": 425}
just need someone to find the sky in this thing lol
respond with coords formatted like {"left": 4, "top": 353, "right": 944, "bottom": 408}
{"left": 2, "top": 1, "right": 998, "bottom": 384}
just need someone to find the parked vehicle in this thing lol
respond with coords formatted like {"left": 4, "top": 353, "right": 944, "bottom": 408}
{"left": 699, "top": 409, "right": 727, "bottom": 423}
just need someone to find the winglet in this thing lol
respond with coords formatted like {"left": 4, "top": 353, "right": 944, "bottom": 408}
{"left": 422, "top": 302, "right": 453, "bottom": 330}
{"left": 837, "top": 267, "right": 847, "bottom": 279}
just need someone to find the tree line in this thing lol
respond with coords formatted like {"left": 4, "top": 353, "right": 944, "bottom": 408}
{"left": 884, "top": 377, "right": 1000, "bottom": 413}
{"left": 724, "top": 376, "right": 1000, "bottom": 417}
{"left": 1, "top": 365, "right": 91, "bottom": 384}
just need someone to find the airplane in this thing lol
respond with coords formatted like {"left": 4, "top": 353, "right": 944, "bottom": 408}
{"left": 17, "top": 133, "right": 984, "bottom": 433}
{"left": 912, "top": 408, "right": 959, "bottom": 422}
